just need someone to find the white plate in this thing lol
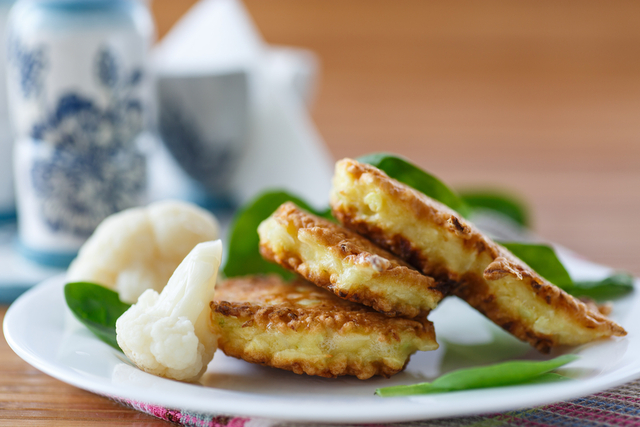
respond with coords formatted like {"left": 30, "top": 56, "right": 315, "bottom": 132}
{"left": 4, "top": 254, "right": 640, "bottom": 424}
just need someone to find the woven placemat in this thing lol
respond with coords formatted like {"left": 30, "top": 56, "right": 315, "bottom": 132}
{"left": 112, "top": 378, "right": 640, "bottom": 427}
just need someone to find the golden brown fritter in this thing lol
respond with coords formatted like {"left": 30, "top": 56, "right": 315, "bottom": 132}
{"left": 210, "top": 275, "right": 438, "bottom": 379}
{"left": 258, "top": 202, "right": 444, "bottom": 318}
{"left": 330, "top": 158, "right": 626, "bottom": 352}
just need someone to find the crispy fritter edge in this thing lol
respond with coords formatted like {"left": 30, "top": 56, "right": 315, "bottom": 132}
{"left": 259, "top": 202, "right": 445, "bottom": 317}
{"left": 209, "top": 277, "right": 438, "bottom": 379}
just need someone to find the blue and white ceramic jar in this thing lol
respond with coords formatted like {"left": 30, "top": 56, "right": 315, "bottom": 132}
{"left": 6, "top": 0, "right": 154, "bottom": 266}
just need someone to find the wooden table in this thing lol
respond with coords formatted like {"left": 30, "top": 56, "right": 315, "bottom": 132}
{"left": 2, "top": 1, "right": 639, "bottom": 424}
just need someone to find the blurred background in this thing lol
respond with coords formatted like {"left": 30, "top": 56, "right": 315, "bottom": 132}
{"left": 1, "top": 0, "right": 638, "bottom": 278}
{"left": 0, "top": 2, "right": 639, "bottom": 424}
{"left": 152, "top": 0, "right": 640, "bottom": 274}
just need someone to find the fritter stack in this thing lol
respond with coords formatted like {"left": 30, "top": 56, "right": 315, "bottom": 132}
{"left": 210, "top": 158, "right": 626, "bottom": 379}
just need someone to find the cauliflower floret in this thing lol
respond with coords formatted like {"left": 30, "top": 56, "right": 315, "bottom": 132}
{"left": 67, "top": 200, "right": 219, "bottom": 303}
{"left": 116, "top": 240, "right": 222, "bottom": 382}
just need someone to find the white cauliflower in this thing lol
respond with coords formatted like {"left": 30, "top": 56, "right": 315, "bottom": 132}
{"left": 116, "top": 240, "right": 222, "bottom": 382}
{"left": 67, "top": 200, "right": 219, "bottom": 303}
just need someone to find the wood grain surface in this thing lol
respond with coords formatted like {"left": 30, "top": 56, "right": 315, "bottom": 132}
{"left": 2, "top": 0, "right": 639, "bottom": 425}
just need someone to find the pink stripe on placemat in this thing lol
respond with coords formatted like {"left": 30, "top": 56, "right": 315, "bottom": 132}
{"left": 598, "top": 392, "right": 640, "bottom": 406}
{"left": 110, "top": 396, "right": 250, "bottom": 427}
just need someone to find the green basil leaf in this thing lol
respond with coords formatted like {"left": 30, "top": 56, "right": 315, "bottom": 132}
{"left": 375, "top": 354, "right": 577, "bottom": 397}
{"left": 500, "top": 242, "right": 574, "bottom": 289}
{"left": 569, "top": 273, "right": 634, "bottom": 300}
{"left": 223, "top": 190, "right": 332, "bottom": 278}
{"left": 459, "top": 190, "right": 530, "bottom": 227}
{"left": 358, "top": 153, "right": 470, "bottom": 216}
{"left": 64, "top": 282, "right": 131, "bottom": 352}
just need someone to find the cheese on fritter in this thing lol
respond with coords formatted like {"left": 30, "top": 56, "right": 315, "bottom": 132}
{"left": 330, "top": 158, "right": 626, "bottom": 352}
{"left": 258, "top": 202, "right": 444, "bottom": 318}
{"left": 210, "top": 276, "right": 438, "bottom": 379}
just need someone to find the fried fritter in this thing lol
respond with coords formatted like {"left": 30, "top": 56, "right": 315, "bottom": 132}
{"left": 330, "top": 158, "right": 626, "bottom": 352}
{"left": 258, "top": 202, "right": 444, "bottom": 318}
{"left": 210, "top": 275, "right": 438, "bottom": 379}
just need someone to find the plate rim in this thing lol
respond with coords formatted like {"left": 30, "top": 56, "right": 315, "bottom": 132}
{"left": 4, "top": 273, "right": 640, "bottom": 423}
